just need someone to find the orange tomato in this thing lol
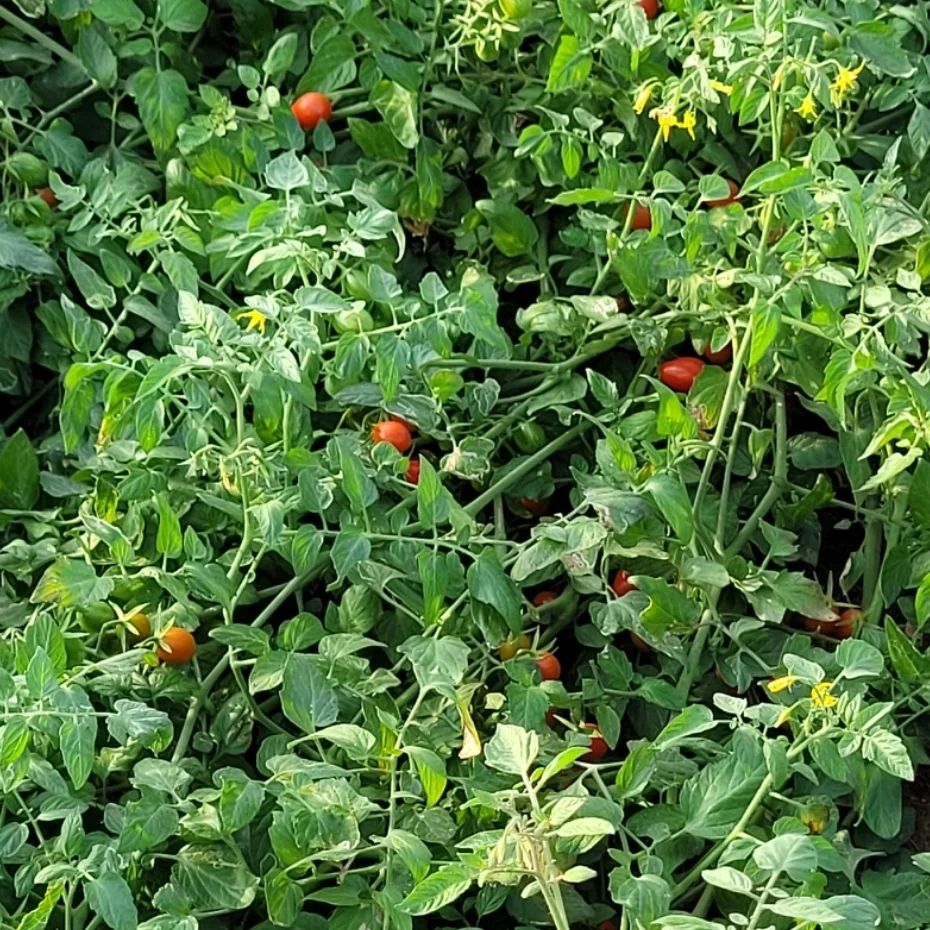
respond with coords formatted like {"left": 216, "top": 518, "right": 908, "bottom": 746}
{"left": 611, "top": 570, "right": 636, "bottom": 597}
{"left": 405, "top": 458, "right": 420, "bottom": 483}
{"left": 156, "top": 627, "right": 197, "bottom": 664}
{"left": 638, "top": 0, "right": 659, "bottom": 18}
{"left": 537, "top": 651, "right": 561, "bottom": 680}
{"left": 705, "top": 179, "right": 741, "bottom": 208}
{"left": 291, "top": 92, "right": 333, "bottom": 130}
{"left": 519, "top": 497, "right": 549, "bottom": 516}
{"left": 37, "top": 187, "right": 57, "bottom": 207}
{"left": 806, "top": 609, "right": 859, "bottom": 639}
{"left": 371, "top": 419, "right": 413, "bottom": 452}
{"left": 580, "top": 723, "right": 608, "bottom": 762}
{"left": 629, "top": 202, "right": 651, "bottom": 231}
{"left": 532, "top": 590, "right": 558, "bottom": 606}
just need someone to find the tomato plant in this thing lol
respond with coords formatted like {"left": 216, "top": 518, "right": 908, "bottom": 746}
{"left": 0, "top": 0, "right": 928, "bottom": 928}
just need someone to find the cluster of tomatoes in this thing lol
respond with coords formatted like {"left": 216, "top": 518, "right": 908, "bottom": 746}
{"left": 371, "top": 417, "right": 421, "bottom": 484}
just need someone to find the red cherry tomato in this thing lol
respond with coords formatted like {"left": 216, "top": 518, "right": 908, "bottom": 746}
{"left": 659, "top": 357, "right": 704, "bottom": 392}
{"left": 580, "top": 723, "right": 608, "bottom": 762}
{"left": 705, "top": 179, "right": 741, "bottom": 209}
{"left": 805, "top": 609, "right": 858, "bottom": 639}
{"left": 156, "top": 627, "right": 197, "bottom": 664}
{"left": 629, "top": 202, "right": 651, "bottom": 231}
{"left": 406, "top": 458, "right": 420, "bottom": 484}
{"left": 37, "top": 187, "right": 57, "bottom": 207}
{"left": 291, "top": 92, "right": 333, "bottom": 130}
{"left": 537, "top": 651, "right": 561, "bottom": 680}
{"left": 371, "top": 419, "right": 412, "bottom": 452}
{"left": 638, "top": 0, "right": 659, "bottom": 18}
{"left": 545, "top": 708, "right": 560, "bottom": 728}
{"left": 533, "top": 591, "right": 558, "bottom": 607}
{"left": 630, "top": 632, "right": 651, "bottom": 653}
{"left": 611, "top": 570, "right": 636, "bottom": 597}
{"left": 519, "top": 497, "right": 549, "bottom": 517}
{"left": 703, "top": 342, "right": 733, "bottom": 364}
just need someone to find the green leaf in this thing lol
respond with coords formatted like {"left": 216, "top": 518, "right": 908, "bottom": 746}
{"left": 399, "top": 636, "right": 470, "bottom": 694}
{"left": 157, "top": 0, "right": 208, "bottom": 32}
{"left": 861, "top": 729, "right": 914, "bottom": 781}
{"left": 172, "top": 844, "right": 259, "bottom": 910}
{"left": 399, "top": 864, "right": 475, "bottom": 916}
{"left": 770, "top": 895, "right": 881, "bottom": 930}
{"left": 59, "top": 712, "right": 96, "bottom": 789}
{"left": 835, "top": 639, "right": 883, "bottom": 679}
{"left": 296, "top": 34, "right": 357, "bottom": 94}
{"left": 155, "top": 492, "right": 183, "bottom": 558}
{"left": 752, "top": 833, "right": 818, "bottom": 880}
{"left": 86, "top": 872, "right": 138, "bottom": 930}
{"left": 485, "top": 723, "right": 538, "bottom": 775}
{"left": 281, "top": 654, "right": 339, "bottom": 733}
{"left": 614, "top": 744, "right": 656, "bottom": 799}
{"left": 371, "top": 80, "right": 418, "bottom": 149}
{"left": 654, "top": 706, "right": 716, "bottom": 750}
{"left": 75, "top": 24, "right": 117, "bottom": 89}
{"left": 475, "top": 200, "right": 539, "bottom": 257}
{"left": 130, "top": 68, "right": 189, "bottom": 152}
{"left": 885, "top": 619, "right": 930, "bottom": 682}
{"left": 32, "top": 560, "right": 114, "bottom": 608}
{"left": 314, "top": 724, "right": 376, "bottom": 760}
{"left": 16, "top": 883, "right": 63, "bottom": 930}
{"left": 0, "top": 223, "right": 60, "bottom": 276}
{"left": 467, "top": 551, "right": 523, "bottom": 629}
{"left": 0, "top": 429, "right": 39, "bottom": 509}
{"left": 0, "top": 717, "right": 29, "bottom": 766}
{"left": 645, "top": 472, "right": 693, "bottom": 544}
{"left": 681, "top": 750, "right": 765, "bottom": 839}
{"left": 406, "top": 746, "right": 447, "bottom": 806}
{"left": 386, "top": 829, "right": 432, "bottom": 882}
{"left": 547, "top": 34, "right": 592, "bottom": 92}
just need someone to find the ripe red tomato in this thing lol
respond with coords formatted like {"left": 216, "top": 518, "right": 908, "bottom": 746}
{"left": 705, "top": 179, "right": 740, "bottom": 208}
{"left": 580, "top": 723, "right": 608, "bottom": 762}
{"left": 406, "top": 458, "right": 420, "bottom": 484}
{"left": 638, "top": 0, "right": 659, "bottom": 18}
{"left": 659, "top": 357, "right": 704, "bottom": 392}
{"left": 372, "top": 419, "right": 412, "bottom": 452}
{"left": 805, "top": 609, "right": 858, "bottom": 639}
{"left": 703, "top": 342, "right": 733, "bottom": 364}
{"left": 533, "top": 590, "right": 558, "bottom": 606}
{"left": 519, "top": 497, "right": 549, "bottom": 517}
{"left": 37, "top": 187, "right": 57, "bottom": 207}
{"left": 629, "top": 202, "right": 651, "bottom": 231}
{"left": 545, "top": 707, "right": 559, "bottom": 728}
{"left": 537, "top": 651, "right": 561, "bottom": 680}
{"left": 499, "top": 633, "right": 531, "bottom": 660}
{"left": 630, "top": 632, "right": 651, "bottom": 652}
{"left": 156, "top": 627, "right": 197, "bottom": 664}
{"left": 291, "top": 92, "right": 333, "bottom": 130}
{"left": 611, "top": 570, "right": 636, "bottom": 597}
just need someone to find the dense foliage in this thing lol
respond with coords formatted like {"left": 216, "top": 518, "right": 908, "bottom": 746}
{"left": 3, "top": 0, "right": 930, "bottom": 928}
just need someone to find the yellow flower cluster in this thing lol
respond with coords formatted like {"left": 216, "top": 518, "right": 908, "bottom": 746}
{"left": 646, "top": 104, "right": 698, "bottom": 142}
{"left": 237, "top": 308, "right": 268, "bottom": 334}
{"left": 830, "top": 61, "right": 865, "bottom": 107}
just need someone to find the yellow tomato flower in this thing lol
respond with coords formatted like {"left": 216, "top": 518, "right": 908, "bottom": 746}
{"left": 767, "top": 675, "right": 799, "bottom": 693}
{"left": 710, "top": 79, "right": 733, "bottom": 95}
{"left": 633, "top": 83, "right": 656, "bottom": 115}
{"left": 810, "top": 681, "right": 839, "bottom": 709}
{"left": 796, "top": 92, "right": 818, "bottom": 121}
{"left": 237, "top": 308, "right": 268, "bottom": 334}
{"left": 677, "top": 108, "right": 697, "bottom": 141}
{"left": 830, "top": 61, "right": 865, "bottom": 106}
{"left": 649, "top": 105, "right": 679, "bottom": 142}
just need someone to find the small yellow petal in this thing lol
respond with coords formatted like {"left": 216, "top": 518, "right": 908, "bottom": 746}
{"left": 767, "top": 675, "right": 799, "bottom": 694}
{"left": 795, "top": 92, "right": 817, "bottom": 121}
{"left": 810, "top": 681, "right": 839, "bottom": 709}
{"left": 237, "top": 309, "right": 268, "bottom": 335}
{"left": 710, "top": 79, "right": 733, "bottom": 95}
{"left": 633, "top": 83, "right": 655, "bottom": 115}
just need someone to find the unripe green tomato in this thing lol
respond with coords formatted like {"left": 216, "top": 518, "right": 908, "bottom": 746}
{"left": 500, "top": 0, "right": 531, "bottom": 16}
{"left": 332, "top": 307, "right": 374, "bottom": 333}
{"left": 821, "top": 30, "right": 840, "bottom": 50}
{"left": 64, "top": 637, "right": 86, "bottom": 667}
{"left": 344, "top": 269, "right": 371, "bottom": 301}
{"left": 817, "top": 228, "right": 857, "bottom": 260}
{"left": 5, "top": 152, "right": 49, "bottom": 187}
{"left": 77, "top": 602, "right": 116, "bottom": 634}
{"left": 514, "top": 421, "right": 546, "bottom": 453}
